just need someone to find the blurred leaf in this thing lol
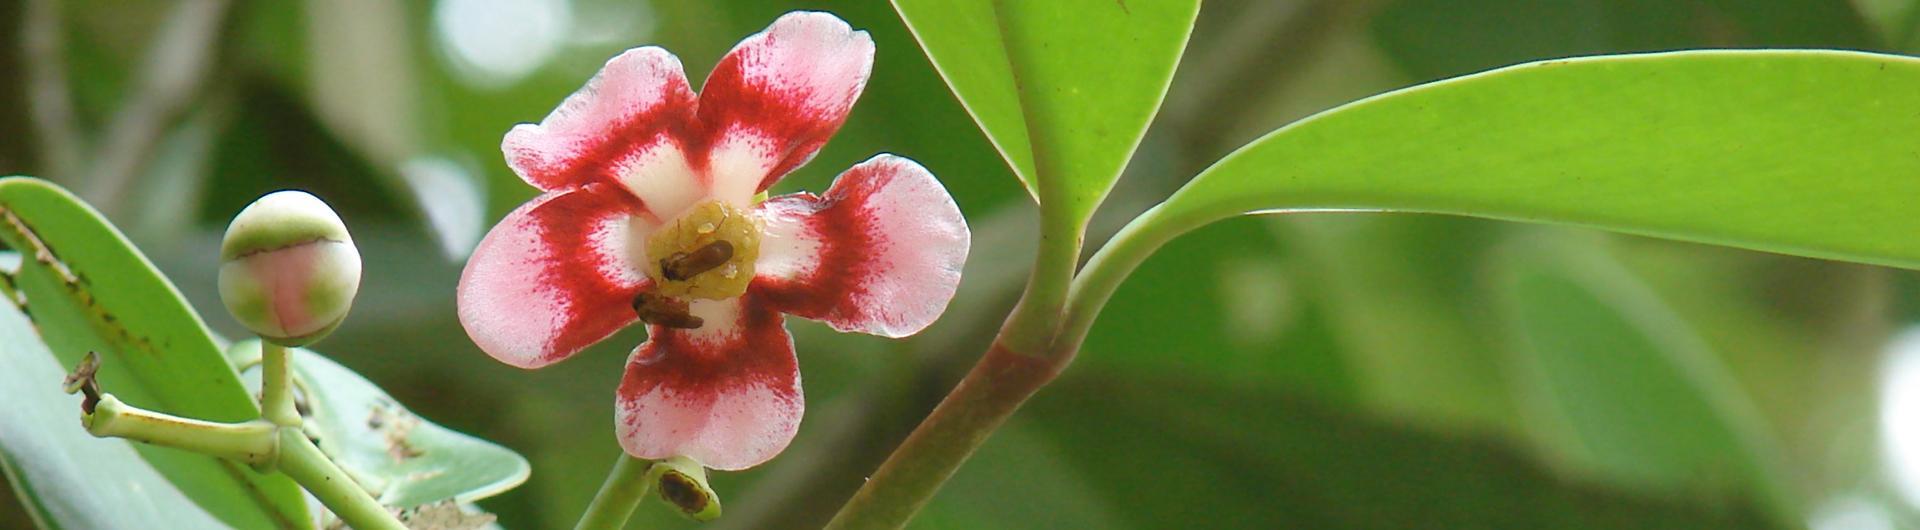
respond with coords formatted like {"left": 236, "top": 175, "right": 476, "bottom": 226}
{"left": 227, "top": 340, "right": 530, "bottom": 510}
{"left": 1613, "top": 238, "right": 1894, "bottom": 501}
{"left": 0, "top": 287, "right": 231, "bottom": 530}
{"left": 1373, "top": 0, "right": 1876, "bottom": 81}
{"left": 300, "top": 0, "right": 488, "bottom": 259}
{"left": 1694, "top": 0, "right": 1875, "bottom": 47}
{"left": 1373, "top": 0, "right": 1696, "bottom": 81}
{"left": 1152, "top": 51, "right": 1920, "bottom": 272}
{"left": 1490, "top": 231, "right": 1794, "bottom": 520}
{"left": 893, "top": 0, "right": 1198, "bottom": 219}
{"left": 1082, "top": 216, "right": 1357, "bottom": 405}
{"left": 1280, "top": 215, "right": 1517, "bottom": 432}
{"left": 0, "top": 177, "right": 309, "bottom": 528}
{"left": 945, "top": 370, "right": 1784, "bottom": 529}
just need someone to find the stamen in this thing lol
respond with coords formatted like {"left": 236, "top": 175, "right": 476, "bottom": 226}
{"left": 642, "top": 199, "right": 761, "bottom": 300}
{"left": 632, "top": 291, "right": 704, "bottom": 329}
{"left": 660, "top": 240, "right": 734, "bottom": 281}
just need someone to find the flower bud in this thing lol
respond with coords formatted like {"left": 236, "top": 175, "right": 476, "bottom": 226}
{"left": 653, "top": 456, "right": 721, "bottom": 521}
{"left": 218, "top": 191, "right": 361, "bottom": 346}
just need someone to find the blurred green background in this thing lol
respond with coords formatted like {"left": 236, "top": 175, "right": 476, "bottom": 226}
{"left": 3, "top": 0, "right": 1920, "bottom": 528}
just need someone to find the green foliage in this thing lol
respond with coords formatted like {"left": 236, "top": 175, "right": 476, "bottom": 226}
{"left": 227, "top": 340, "right": 531, "bottom": 510}
{"left": 0, "top": 296, "right": 231, "bottom": 530}
{"left": 894, "top": 0, "right": 1198, "bottom": 221}
{"left": 913, "top": 372, "right": 1782, "bottom": 529}
{"left": 1492, "top": 232, "right": 1792, "bottom": 517}
{"left": 1372, "top": 0, "right": 1875, "bottom": 81}
{"left": 0, "top": 177, "right": 528, "bottom": 527}
{"left": 0, "top": 177, "right": 310, "bottom": 529}
{"left": 1156, "top": 50, "right": 1920, "bottom": 270}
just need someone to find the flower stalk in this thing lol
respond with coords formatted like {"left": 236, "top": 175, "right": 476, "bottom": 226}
{"left": 73, "top": 189, "right": 408, "bottom": 530}
{"left": 573, "top": 454, "right": 659, "bottom": 530}
{"left": 81, "top": 395, "right": 278, "bottom": 467}
{"left": 276, "top": 428, "right": 406, "bottom": 530}
{"left": 258, "top": 341, "right": 299, "bottom": 427}
{"left": 827, "top": 204, "right": 1209, "bottom": 528}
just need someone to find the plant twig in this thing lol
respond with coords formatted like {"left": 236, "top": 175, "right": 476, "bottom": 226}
{"left": 82, "top": 395, "right": 279, "bottom": 467}
{"left": 81, "top": 0, "right": 232, "bottom": 215}
{"left": 22, "top": 0, "right": 85, "bottom": 180}
{"left": 822, "top": 342, "right": 1062, "bottom": 530}
{"left": 277, "top": 428, "right": 407, "bottom": 530}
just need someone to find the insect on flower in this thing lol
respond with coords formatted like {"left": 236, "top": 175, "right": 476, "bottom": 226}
{"left": 456, "top": 11, "right": 970, "bottom": 471}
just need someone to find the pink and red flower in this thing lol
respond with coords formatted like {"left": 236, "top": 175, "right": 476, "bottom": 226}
{"left": 456, "top": 12, "right": 969, "bottom": 470}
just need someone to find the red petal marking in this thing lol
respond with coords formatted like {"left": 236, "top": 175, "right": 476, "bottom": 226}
{"left": 458, "top": 184, "right": 654, "bottom": 369}
{"left": 502, "top": 47, "right": 696, "bottom": 198}
{"left": 688, "top": 11, "right": 874, "bottom": 201}
{"left": 616, "top": 296, "right": 801, "bottom": 470}
{"left": 752, "top": 155, "right": 969, "bottom": 337}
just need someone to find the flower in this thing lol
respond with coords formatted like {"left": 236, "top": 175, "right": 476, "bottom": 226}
{"left": 456, "top": 12, "right": 969, "bottom": 471}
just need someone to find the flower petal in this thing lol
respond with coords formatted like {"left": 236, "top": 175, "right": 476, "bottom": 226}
{"left": 692, "top": 11, "right": 875, "bottom": 202}
{"left": 502, "top": 46, "right": 702, "bottom": 213}
{"left": 616, "top": 296, "right": 800, "bottom": 470}
{"left": 752, "top": 155, "right": 969, "bottom": 337}
{"left": 458, "top": 184, "right": 654, "bottom": 368}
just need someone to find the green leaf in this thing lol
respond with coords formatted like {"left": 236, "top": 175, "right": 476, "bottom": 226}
{"left": 227, "top": 340, "right": 530, "bottom": 510}
{"left": 893, "top": 0, "right": 1198, "bottom": 218}
{"left": 1490, "top": 231, "right": 1794, "bottom": 520}
{"left": 0, "top": 292, "right": 231, "bottom": 530}
{"left": 1154, "top": 50, "right": 1920, "bottom": 271}
{"left": 0, "top": 177, "right": 310, "bottom": 528}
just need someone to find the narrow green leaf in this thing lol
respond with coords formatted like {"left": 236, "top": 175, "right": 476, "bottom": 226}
{"left": 0, "top": 177, "right": 310, "bottom": 529}
{"left": 227, "top": 340, "right": 530, "bottom": 510}
{"left": 1155, "top": 50, "right": 1920, "bottom": 270}
{"left": 0, "top": 298, "right": 230, "bottom": 530}
{"left": 1491, "top": 231, "right": 1794, "bottom": 520}
{"left": 894, "top": 0, "right": 1198, "bottom": 218}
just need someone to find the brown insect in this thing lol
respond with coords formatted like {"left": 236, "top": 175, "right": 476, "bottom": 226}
{"left": 660, "top": 240, "right": 733, "bottom": 281}
{"left": 633, "top": 291, "right": 703, "bottom": 329}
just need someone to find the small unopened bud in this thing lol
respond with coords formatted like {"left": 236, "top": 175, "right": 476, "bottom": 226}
{"left": 653, "top": 456, "right": 721, "bottom": 521}
{"left": 218, "top": 191, "right": 361, "bottom": 346}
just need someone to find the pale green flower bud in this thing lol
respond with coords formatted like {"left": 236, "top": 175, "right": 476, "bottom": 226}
{"left": 218, "top": 191, "right": 361, "bottom": 346}
{"left": 653, "top": 456, "right": 721, "bottom": 521}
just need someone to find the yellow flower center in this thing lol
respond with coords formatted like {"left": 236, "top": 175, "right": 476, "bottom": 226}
{"left": 643, "top": 199, "right": 761, "bottom": 301}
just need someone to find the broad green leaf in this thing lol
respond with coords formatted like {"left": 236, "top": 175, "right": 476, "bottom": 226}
{"left": 1154, "top": 51, "right": 1920, "bottom": 271}
{"left": 894, "top": 0, "right": 1198, "bottom": 219}
{"left": 0, "top": 177, "right": 310, "bottom": 528}
{"left": 227, "top": 340, "right": 530, "bottom": 510}
{"left": 0, "top": 291, "right": 230, "bottom": 530}
{"left": 1491, "top": 231, "right": 1793, "bottom": 520}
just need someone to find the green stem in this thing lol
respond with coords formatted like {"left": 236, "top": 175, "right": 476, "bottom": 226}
{"left": 827, "top": 202, "right": 1213, "bottom": 530}
{"left": 259, "top": 341, "right": 299, "bottom": 427}
{"left": 1054, "top": 203, "right": 1214, "bottom": 353}
{"left": 574, "top": 453, "right": 658, "bottom": 530}
{"left": 823, "top": 342, "right": 1060, "bottom": 530}
{"left": 276, "top": 428, "right": 406, "bottom": 530}
{"left": 996, "top": 200, "right": 1086, "bottom": 357}
{"left": 82, "top": 395, "right": 277, "bottom": 466}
